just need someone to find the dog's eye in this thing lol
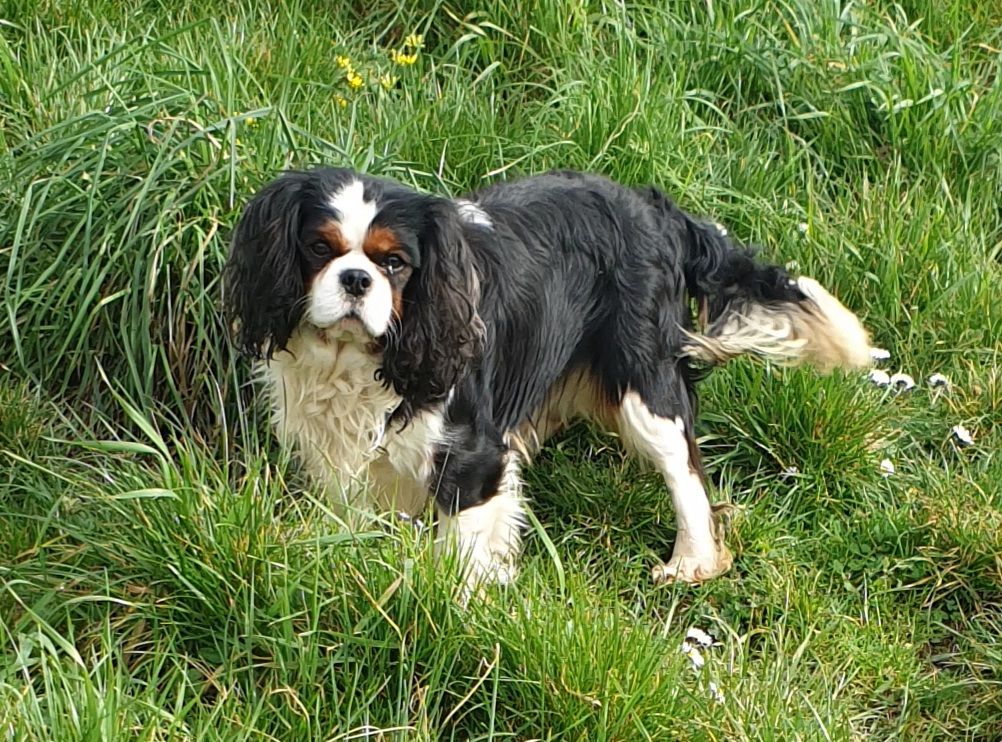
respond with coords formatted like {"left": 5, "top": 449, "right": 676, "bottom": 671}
{"left": 380, "top": 255, "right": 406, "bottom": 274}
{"left": 307, "top": 241, "right": 330, "bottom": 258}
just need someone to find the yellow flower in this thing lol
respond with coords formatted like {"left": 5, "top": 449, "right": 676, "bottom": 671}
{"left": 346, "top": 71, "right": 363, "bottom": 89}
{"left": 335, "top": 55, "right": 351, "bottom": 69}
{"left": 404, "top": 33, "right": 424, "bottom": 49}
{"left": 379, "top": 73, "right": 399, "bottom": 90}
{"left": 245, "top": 116, "right": 256, "bottom": 127}
{"left": 391, "top": 49, "right": 418, "bottom": 66}
{"left": 335, "top": 94, "right": 348, "bottom": 108}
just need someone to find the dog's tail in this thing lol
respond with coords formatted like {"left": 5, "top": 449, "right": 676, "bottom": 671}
{"left": 640, "top": 187, "right": 872, "bottom": 371}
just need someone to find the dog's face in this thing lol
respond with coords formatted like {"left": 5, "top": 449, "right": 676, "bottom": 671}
{"left": 298, "top": 178, "right": 417, "bottom": 338}
{"left": 225, "top": 167, "right": 483, "bottom": 418}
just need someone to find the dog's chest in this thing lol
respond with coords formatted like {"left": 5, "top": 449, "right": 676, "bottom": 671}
{"left": 263, "top": 335, "right": 441, "bottom": 504}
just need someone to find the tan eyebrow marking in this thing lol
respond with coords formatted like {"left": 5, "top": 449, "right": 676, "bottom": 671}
{"left": 314, "top": 220, "right": 349, "bottom": 257}
{"left": 363, "top": 225, "right": 405, "bottom": 261}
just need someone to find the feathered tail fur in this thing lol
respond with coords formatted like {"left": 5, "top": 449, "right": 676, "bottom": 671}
{"left": 642, "top": 187, "right": 873, "bottom": 371}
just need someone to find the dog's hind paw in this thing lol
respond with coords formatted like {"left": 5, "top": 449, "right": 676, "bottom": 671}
{"left": 652, "top": 546, "right": 733, "bottom": 585}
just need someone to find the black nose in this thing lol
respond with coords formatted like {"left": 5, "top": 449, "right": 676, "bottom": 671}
{"left": 340, "top": 269, "right": 372, "bottom": 297}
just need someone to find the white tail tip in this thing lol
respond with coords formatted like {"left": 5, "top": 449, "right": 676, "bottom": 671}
{"left": 683, "top": 276, "right": 872, "bottom": 372}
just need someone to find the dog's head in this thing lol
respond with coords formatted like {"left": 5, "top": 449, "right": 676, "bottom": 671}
{"left": 224, "top": 168, "right": 482, "bottom": 414}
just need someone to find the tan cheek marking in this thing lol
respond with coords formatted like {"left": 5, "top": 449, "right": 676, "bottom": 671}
{"left": 391, "top": 289, "right": 404, "bottom": 319}
{"left": 365, "top": 226, "right": 410, "bottom": 319}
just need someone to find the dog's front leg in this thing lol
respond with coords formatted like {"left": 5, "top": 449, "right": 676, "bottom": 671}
{"left": 432, "top": 412, "right": 526, "bottom": 597}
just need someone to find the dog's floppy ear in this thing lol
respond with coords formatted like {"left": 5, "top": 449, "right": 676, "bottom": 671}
{"left": 380, "top": 197, "right": 483, "bottom": 420}
{"left": 224, "top": 175, "right": 306, "bottom": 358}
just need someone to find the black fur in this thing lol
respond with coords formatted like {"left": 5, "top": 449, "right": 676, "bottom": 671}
{"left": 378, "top": 196, "right": 483, "bottom": 422}
{"left": 426, "top": 172, "right": 807, "bottom": 512}
{"left": 224, "top": 173, "right": 309, "bottom": 358}
{"left": 227, "top": 168, "right": 808, "bottom": 516}
{"left": 432, "top": 389, "right": 507, "bottom": 514}
{"left": 635, "top": 185, "right": 806, "bottom": 325}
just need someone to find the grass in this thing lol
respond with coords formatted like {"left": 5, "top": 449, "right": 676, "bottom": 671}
{"left": 1, "top": 0, "right": 1000, "bottom": 738}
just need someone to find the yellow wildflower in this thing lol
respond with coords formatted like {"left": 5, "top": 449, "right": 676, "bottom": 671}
{"left": 335, "top": 55, "right": 351, "bottom": 69}
{"left": 335, "top": 94, "right": 348, "bottom": 108}
{"left": 245, "top": 116, "right": 256, "bottom": 127}
{"left": 391, "top": 49, "right": 418, "bottom": 66}
{"left": 404, "top": 33, "right": 424, "bottom": 49}
{"left": 346, "top": 71, "right": 363, "bottom": 88}
{"left": 379, "top": 73, "right": 399, "bottom": 90}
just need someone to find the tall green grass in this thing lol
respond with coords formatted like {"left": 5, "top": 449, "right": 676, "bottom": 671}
{"left": 2, "top": 0, "right": 1000, "bottom": 738}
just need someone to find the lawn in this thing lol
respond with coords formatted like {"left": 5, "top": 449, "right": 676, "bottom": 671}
{"left": 1, "top": 0, "right": 1000, "bottom": 739}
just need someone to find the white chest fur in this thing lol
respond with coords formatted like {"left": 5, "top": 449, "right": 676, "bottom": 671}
{"left": 261, "top": 330, "right": 442, "bottom": 515}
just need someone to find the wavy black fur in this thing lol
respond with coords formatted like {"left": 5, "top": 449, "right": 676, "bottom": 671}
{"left": 226, "top": 168, "right": 816, "bottom": 515}
{"left": 224, "top": 173, "right": 309, "bottom": 358}
{"left": 378, "top": 196, "right": 483, "bottom": 422}
{"left": 634, "top": 185, "right": 806, "bottom": 325}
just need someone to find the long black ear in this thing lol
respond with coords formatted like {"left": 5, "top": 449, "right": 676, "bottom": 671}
{"left": 380, "top": 197, "right": 483, "bottom": 420}
{"left": 224, "top": 176, "right": 306, "bottom": 358}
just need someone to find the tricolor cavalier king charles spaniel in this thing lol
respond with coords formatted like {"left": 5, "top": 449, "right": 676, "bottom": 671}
{"left": 225, "top": 168, "right": 872, "bottom": 590}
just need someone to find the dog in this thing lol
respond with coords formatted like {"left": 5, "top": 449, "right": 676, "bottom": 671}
{"left": 224, "top": 168, "right": 872, "bottom": 590}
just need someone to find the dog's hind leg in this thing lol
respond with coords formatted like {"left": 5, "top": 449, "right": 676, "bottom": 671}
{"left": 616, "top": 386, "right": 733, "bottom": 584}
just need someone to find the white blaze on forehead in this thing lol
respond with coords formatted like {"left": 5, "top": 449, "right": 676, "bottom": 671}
{"left": 329, "top": 180, "right": 377, "bottom": 251}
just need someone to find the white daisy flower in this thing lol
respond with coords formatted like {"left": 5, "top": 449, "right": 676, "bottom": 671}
{"left": 679, "top": 627, "right": 720, "bottom": 672}
{"left": 889, "top": 372, "right": 916, "bottom": 391}
{"left": 879, "top": 459, "right": 895, "bottom": 477}
{"left": 928, "top": 373, "right": 950, "bottom": 388}
{"left": 708, "top": 681, "right": 726, "bottom": 704}
{"left": 869, "top": 347, "right": 891, "bottom": 362}
{"left": 868, "top": 369, "right": 890, "bottom": 386}
{"left": 680, "top": 643, "right": 705, "bottom": 671}
{"left": 951, "top": 425, "right": 974, "bottom": 447}
{"left": 685, "top": 627, "right": 716, "bottom": 647}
